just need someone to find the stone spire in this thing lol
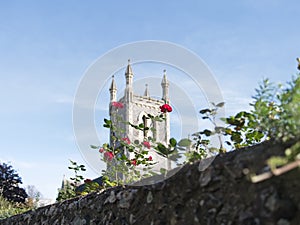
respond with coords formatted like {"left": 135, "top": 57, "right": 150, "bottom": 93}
{"left": 125, "top": 59, "right": 133, "bottom": 102}
{"left": 109, "top": 75, "right": 117, "bottom": 102}
{"left": 161, "top": 69, "right": 169, "bottom": 102}
{"left": 144, "top": 84, "right": 149, "bottom": 97}
{"left": 125, "top": 59, "right": 133, "bottom": 86}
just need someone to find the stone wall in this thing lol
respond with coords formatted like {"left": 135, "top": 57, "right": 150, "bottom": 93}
{"left": 1, "top": 140, "right": 300, "bottom": 225}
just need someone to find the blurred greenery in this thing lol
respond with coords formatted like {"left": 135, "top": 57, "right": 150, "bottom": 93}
{"left": 0, "top": 195, "right": 32, "bottom": 219}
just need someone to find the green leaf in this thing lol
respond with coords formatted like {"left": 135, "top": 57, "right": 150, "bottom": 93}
{"left": 104, "top": 119, "right": 111, "bottom": 125}
{"left": 169, "top": 138, "right": 177, "bottom": 147}
{"left": 231, "top": 132, "right": 243, "bottom": 144}
{"left": 119, "top": 154, "right": 127, "bottom": 160}
{"left": 160, "top": 168, "right": 167, "bottom": 175}
{"left": 209, "top": 147, "right": 219, "bottom": 152}
{"left": 177, "top": 146, "right": 186, "bottom": 151}
{"left": 127, "top": 147, "right": 134, "bottom": 152}
{"left": 156, "top": 143, "right": 167, "bottom": 153}
{"left": 225, "top": 141, "right": 232, "bottom": 146}
{"left": 216, "top": 102, "right": 225, "bottom": 108}
{"left": 200, "top": 129, "right": 212, "bottom": 136}
{"left": 226, "top": 116, "right": 236, "bottom": 125}
{"left": 69, "top": 160, "right": 77, "bottom": 165}
{"left": 200, "top": 139, "right": 210, "bottom": 145}
{"left": 141, "top": 150, "right": 149, "bottom": 155}
{"left": 169, "top": 151, "right": 181, "bottom": 161}
{"left": 90, "top": 145, "right": 99, "bottom": 149}
{"left": 147, "top": 114, "right": 154, "bottom": 119}
{"left": 255, "top": 131, "right": 264, "bottom": 141}
{"left": 225, "top": 128, "right": 232, "bottom": 135}
{"left": 178, "top": 138, "right": 192, "bottom": 147}
{"left": 235, "top": 111, "right": 245, "bottom": 118}
{"left": 199, "top": 108, "right": 211, "bottom": 114}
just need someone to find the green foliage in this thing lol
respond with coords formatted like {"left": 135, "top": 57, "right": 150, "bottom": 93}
{"left": 267, "top": 140, "right": 300, "bottom": 170}
{"left": 155, "top": 138, "right": 181, "bottom": 160}
{"left": 221, "top": 72, "right": 300, "bottom": 170}
{"left": 222, "top": 74, "right": 300, "bottom": 150}
{"left": 223, "top": 111, "right": 264, "bottom": 148}
{"left": 81, "top": 181, "right": 101, "bottom": 195}
{"left": 56, "top": 182, "right": 76, "bottom": 202}
{"left": 0, "top": 195, "right": 32, "bottom": 219}
{"left": 56, "top": 160, "right": 103, "bottom": 202}
{"left": 250, "top": 76, "right": 300, "bottom": 141}
{"left": 284, "top": 141, "right": 300, "bottom": 161}
{"left": 186, "top": 102, "right": 226, "bottom": 163}
{"left": 68, "top": 160, "right": 86, "bottom": 187}
{"left": 178, "top": 138, "right": 191, "bottom": 147}
{"left": 186, "top": 72, "right": 300, "bottom": 166}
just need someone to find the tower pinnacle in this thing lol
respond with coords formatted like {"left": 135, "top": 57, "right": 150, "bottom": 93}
{"left": 125, "top": 59, "right": 133, "bottom": 102}
{"left": 144, "top": 84, "right": 150, "bottom": 97}
{"left": 125, "top": 59, "right": 133, "bottom": 86}
{"left": 109, "top": 75, "right": 117, "bottom": 102}
{"left": 161, "top": 69, "right": 169, "bottom": 102}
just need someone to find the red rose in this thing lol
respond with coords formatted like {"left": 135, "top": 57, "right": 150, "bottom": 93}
{"left": 160, "top": 104, "right": 172, "bottom": 113}
{"left": 112, "top": 101, "right": 124, "bottom": 109}
{"left": 99, "top": 148, "right": 104, "bottom": 153}
{"left": 142, "top": 141, "right": 151, "bottom": 149}
{"left": 148, "top": 156, "right": 153, "bottom": 161}
{"left": 122, "top": 137, "right": 131, "bottom": 145}
{"left": 131, "top": 159, "right": 137, "bottom": 166}
{"left": 104, "top": 151, "right": 114, "bottom": 161}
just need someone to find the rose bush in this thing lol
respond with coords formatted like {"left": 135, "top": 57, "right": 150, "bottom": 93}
{"left": 94, "top": 102, "right": 175, "bottom": 186}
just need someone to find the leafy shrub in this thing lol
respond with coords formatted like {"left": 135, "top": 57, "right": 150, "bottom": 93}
{"left": 0, "top": 195, "right": 32, "bottom": 219}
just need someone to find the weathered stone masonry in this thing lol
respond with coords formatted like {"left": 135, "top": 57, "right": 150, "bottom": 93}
{"left": 2, "top": 139, "right": 300, "bottom": 225}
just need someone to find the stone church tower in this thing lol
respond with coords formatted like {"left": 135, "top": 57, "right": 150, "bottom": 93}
{"left": 108, "top": 60, "right": 171, "bottom": 172}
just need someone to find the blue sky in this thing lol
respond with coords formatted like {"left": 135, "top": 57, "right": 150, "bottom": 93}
{"left": 0, "top": 0, "right": 299, "bottom": 199}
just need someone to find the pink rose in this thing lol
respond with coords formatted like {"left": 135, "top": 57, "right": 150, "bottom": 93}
{"left": 122, "top": 137, "right": 131, "bottom": 145}
{"left": 142, "top": 141, "right": 151, "bottom": 149}
{"left": 112, "top": 102, "right": 124, "bottom": 109}
{"left": 104, "top": 151, "right": 114, "bottom": 161}
{"left": 131, "top": 159, "right": 137, "bottom": 166}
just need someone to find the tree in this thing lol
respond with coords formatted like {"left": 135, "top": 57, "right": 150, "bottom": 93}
{"left": 25, "top": 185, "right": 41, "bottom": 208}
{"left": 0, "top": 162, "right": 28, "bottom": 203}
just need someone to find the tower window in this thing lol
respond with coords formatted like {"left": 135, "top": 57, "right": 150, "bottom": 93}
{"left": 142, "top": 115, "right": 148, "bottom": 138}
